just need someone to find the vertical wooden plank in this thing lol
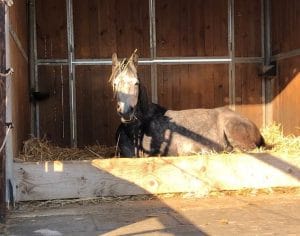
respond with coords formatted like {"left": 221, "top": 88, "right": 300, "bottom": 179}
{"left": 235, "top": 63, "right": 263, "bottom": 128}
{"left": 157, "top": 64, "right": 229, "bottom": 110}
{"left": 8, "top": 0, "right": 30, "bottom": 157}
{"left": 156, "top": 0, "right": 228, "bottom": 57}
{"left": 36, "top": 0, "right": 67, "bottom": 59}
{"left": 38, "top": 66, "right": 70, "bottom": 146}
{"left": 76, "top": 65, "right": 151, "bottom": 147}
{"left": 271, "top": 0, "right": 300, "bottom": 54}
{"left": 8, "top": 0, "right": 28, "bottom": 53}
{"left": 235, "top": 0, "right": 262, "bottom": 57}
{"left": 272, "top": 56, "right": 300, "bottom": 136}
{"left": 0, "top": 2, "right": 6, "bottom": 221}
{"left": 73, "top": 0, "right": 150, "bottom": 59}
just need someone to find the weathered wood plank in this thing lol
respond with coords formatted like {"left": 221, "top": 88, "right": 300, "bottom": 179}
{"left": 14, "top": 153, "right": 300, "bottom": 201}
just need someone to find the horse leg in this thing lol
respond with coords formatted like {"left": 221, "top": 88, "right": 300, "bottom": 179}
{"left": 116, "top": 125, "right": 136, "bottom": 157}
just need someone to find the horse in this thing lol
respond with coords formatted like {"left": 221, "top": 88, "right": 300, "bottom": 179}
{"left": 110, "top": 52, "right": 266, "bottom": 157}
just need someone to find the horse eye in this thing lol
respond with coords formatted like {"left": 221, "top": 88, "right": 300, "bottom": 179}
{"left": 135, "top": 82, "right": 139, "bottom": 86}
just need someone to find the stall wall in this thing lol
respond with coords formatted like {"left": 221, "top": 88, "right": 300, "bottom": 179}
{"left": 271, "top": 0, "right": 300, "bottom": 136}
{"left": 234, "top": 0, "right": 263, "bottom": 126}
{"left": 8, "top": 1, "right": 30, "bottom": 156}
{"left": 35, "top": 0, "right": 264, "bottom": 147}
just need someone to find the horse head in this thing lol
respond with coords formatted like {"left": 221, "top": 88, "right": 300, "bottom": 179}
{"left": 110, "top": 51, "right": 140, "bottom": 123}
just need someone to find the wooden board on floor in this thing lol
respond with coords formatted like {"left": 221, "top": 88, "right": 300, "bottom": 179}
{"left": 14, "top": 153, "right": 300, "bottom": 201}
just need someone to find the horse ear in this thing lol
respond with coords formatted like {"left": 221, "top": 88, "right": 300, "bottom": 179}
{"left": 112, "top": 53, "right": 119, "bottom": 71}
{"left": 132, "top": 52, "right": 138, "bottom": 68}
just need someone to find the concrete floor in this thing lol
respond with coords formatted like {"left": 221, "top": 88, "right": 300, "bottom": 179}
{"left": 4, "top": 192, "right": 300, "bottom": 236}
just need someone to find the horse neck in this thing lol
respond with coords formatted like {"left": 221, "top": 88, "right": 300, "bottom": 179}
{"left": 136, "top": 83, "right": 150, "bottom": 120}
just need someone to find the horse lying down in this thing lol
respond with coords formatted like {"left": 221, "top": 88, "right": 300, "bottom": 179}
{"left": 110, "top": 52, "right": 265, "bottom": 157}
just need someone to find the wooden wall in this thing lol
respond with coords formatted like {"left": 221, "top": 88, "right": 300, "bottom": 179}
{"left": 9, "top": 1, "right": 30, "bottom": 156}
{"left": 38, "top": 66, "right": 70, "bottom": 146}
{"left": 73, "top": 0, "right": 150, "bottom": 58}
{"left": 156, "top": 0, "right": 228, "bottom": 57}
{"left": 272, "top": 56, "right": 300, "bottom": 136}
{"left": 234, "top": 0, "right": 263, "bottom": 127}
{"left": 35, "top": 0, "right": 266, "bottom": 147}
{"left": 157, "top": 65, "right": 229, "bottom": 109}
{"left": 75, "top": 65, "right": 151, "bottom": 147}
{"left": 271, "top": 0, "right": 300, "bottom": 136}
{"left": 155, "top": 0, "right": 230, "bottom": 119}
{"left": 36, "top": 0, "right": 67, "bottom": 59}
{"left": 271, "top": 0, "right": 300, "bottom": 55}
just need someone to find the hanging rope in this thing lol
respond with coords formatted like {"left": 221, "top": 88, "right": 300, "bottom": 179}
{"left": 0, "top": 123, "right": 13, "bottom": 154}
{"left": 0, "top": 68, "right": 13, "bottom": 77}
{"left": 1, "top": 0, "right": 13, "bottom": 7}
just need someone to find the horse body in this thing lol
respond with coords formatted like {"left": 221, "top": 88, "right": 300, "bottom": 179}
{"left": 111, "top": 52, "right": 265, "bottom": 157}
{"left": 118, "top": 106, "right": 264, "bottom": 157}
{"left": 146, "top": 107, "right": 264, "bottom": 156}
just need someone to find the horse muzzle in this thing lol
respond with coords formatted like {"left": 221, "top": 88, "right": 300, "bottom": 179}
{"left": 118, "top": 107, "right": 136, "bottom": 123}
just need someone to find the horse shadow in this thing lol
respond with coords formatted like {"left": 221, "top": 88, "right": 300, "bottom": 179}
{"left": 142, "top": 117, "right": 225, "bottom": 156}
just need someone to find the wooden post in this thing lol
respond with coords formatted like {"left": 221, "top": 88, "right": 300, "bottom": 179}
{"left": 0, "top": 3, "right": 6, "bottom": 221}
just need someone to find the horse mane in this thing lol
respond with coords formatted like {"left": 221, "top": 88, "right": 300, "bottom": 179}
{"left": 136, "top": 82, "right": 167, "bottom": 121}
{"left": 136, "top": 83, "right": 149, "bottom": 119}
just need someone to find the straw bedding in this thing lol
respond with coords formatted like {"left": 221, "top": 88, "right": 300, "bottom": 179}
{"left": 17, "top": 123, "right": 300, "bottom": 162}
{"left": 17, "top": 137, "right": 116, "bottom": 162}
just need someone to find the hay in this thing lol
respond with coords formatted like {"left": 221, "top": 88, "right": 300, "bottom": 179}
{"left": 261, "top": 123, "right": 300, "bottom": 154}
{"left": 17, "top": 123, "right": 300, "bottom": 162}
{"left": 18, "top": 137, "right": 116, "bottom": 162}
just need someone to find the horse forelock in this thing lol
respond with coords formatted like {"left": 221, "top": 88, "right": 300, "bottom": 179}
{"left": 110, "top": 57, "right": 138, "bottom": 94}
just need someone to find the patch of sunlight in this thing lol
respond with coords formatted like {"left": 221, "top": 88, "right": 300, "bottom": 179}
{"left": 54, "top": 161, "right": 63, "bottom": 172}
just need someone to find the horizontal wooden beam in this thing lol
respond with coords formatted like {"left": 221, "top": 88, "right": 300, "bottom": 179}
{"left": 14, "top": 153, "right": 300, "bottom": 201}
